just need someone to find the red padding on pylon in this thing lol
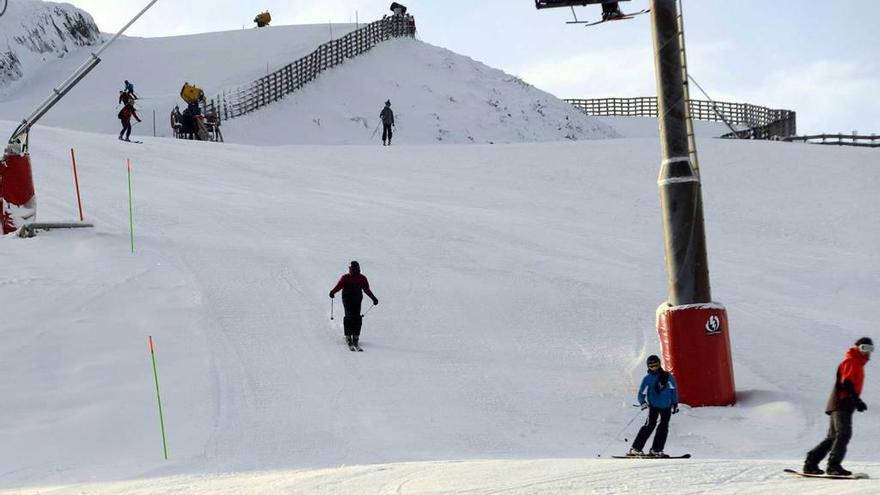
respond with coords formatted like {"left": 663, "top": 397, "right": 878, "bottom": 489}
{"left": 657, "top": 303, "right": 736, "bottom": 406}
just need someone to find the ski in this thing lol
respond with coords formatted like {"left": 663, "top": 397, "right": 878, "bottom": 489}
{"left": 348, "top": 345, "right": 357, "bottom": 352}
{"left": 611, "top": 453, "right": 691, "bottom": 459}
{"left": 783, "top": 468, "right": 869, "bottom": 480}
{"left": 569, "top": 9, "right": 649, "bottom": 27}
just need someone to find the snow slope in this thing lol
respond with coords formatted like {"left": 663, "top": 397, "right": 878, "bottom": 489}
{"left": 0, "top": 5, "right": 615, "bottom": 145}
{"left": 0, "top": 0, "right": 100, "bottom": 86}
{"left": 222, "top": 38, "right": 618, "bottom": 145}
{"left": 0, "top": 18, "right": 361, "bottom": 135}
{"left": 1, "top": 120, "right": 878, "bottom": 493}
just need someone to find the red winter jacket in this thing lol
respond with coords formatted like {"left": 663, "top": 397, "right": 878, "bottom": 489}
{"left": 330, "top": 273, "right": 377, "bottom": 303}
{"left": 118, "top": 104, "right": 141, "bottom": 122}
{"left": 826, "top": 347, "right": 869, "bottom": 414}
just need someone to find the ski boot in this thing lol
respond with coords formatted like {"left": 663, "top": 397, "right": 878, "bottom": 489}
{"left": 648, "top": 449, "right": 668, "bottom": 458}
{"left": 802, "top": 462, "right": 823, "bottom": 475}
{"left": 826, "top": 464, "right": 852, "bottom": 476}
{"left": 626, "top": 448, "right": 643, "bottom": 457}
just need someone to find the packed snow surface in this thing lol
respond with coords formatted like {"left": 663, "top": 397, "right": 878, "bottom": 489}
{"left": 1, "top": 120, "right": 878, "bottom": 493}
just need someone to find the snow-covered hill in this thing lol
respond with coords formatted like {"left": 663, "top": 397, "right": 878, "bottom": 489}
{"left": 0, "top": 5, "right": 615, "bottom": 145}
{"left": 1, "top": 120, "right": 878, "bottom": 493}
{"left": 223, "top": 38, "right": 618, "bottom": 145}
{"left": 0, "top": 0, "right": 100, "bottom": 87}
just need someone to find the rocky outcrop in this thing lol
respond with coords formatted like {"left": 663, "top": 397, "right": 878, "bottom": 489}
{"left": 1, "top": 0, "right": 101, "bottom": 87}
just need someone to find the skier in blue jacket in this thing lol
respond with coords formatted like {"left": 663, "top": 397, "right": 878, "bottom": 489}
{"left": 628, "top": 355, "right": 679, "bottom": 457}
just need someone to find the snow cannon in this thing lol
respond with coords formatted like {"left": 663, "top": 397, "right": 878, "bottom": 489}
{"left": 254, "top": 11, "right": 271, "bottom": 28}
{"left": 0, "top": 141, "right": 36, "bottom": 234}
{"left": 180, "top": 82, "right": 206, "bottom": 104}
{"left": 657, "top": 303, "right": 735, "bottom": 406}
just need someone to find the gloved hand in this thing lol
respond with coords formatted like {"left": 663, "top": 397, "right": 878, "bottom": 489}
{"left": 671, "top": 404, "right": 679, "bottom": 414}
{"left": 372, "top": 298, "right": 379, "bottom": 305}
{"left": 856, "top": 399, "right": 867, "bottom": 412}
{"left": 328, "top": 291, "right": 335, "bottom": 299}
{"left": 640, "top": 403, "right": 648, "bottom": 411}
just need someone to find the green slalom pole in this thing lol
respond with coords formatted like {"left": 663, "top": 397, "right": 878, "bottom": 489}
{"left": 127, "top": 159, "right": 135, "bottom": 253}
{"left": 149, "top": 336, "right": 168, "bottom": 460}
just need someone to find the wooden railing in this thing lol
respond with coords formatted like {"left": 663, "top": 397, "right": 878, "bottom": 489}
{"left": 565, "top": 97, "right": 797, "bottom": 140}
{"left": 205, "top": 15, "right": 416, "bottom": 121}
{"left": 783, "top": 134, "right": 880, "bottom": 148}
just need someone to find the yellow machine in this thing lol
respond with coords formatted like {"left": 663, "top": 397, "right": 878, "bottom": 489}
{"left": 254, "top": 11, "right": 271, "bottom": 28}
{"left": 180, "top": 82, "right": 205, "bottom": 104}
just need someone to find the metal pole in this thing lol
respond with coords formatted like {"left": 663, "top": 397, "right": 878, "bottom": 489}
{"left": 152, "top": 110, "right": 156, "bottom": 137}
{"left": 650, "top": 0, "right": 711, "bottom": 306}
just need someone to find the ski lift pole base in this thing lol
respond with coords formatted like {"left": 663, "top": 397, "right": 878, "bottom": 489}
{"left": 17, "top": 222, "right": 95, "bottom": 238}
{"left": 1, "top": 151, "right": 37, "bottom": 234}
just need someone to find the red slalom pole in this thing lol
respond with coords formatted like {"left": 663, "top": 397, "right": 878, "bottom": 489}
{"left": 70, "top": 148, "right": 84, "bottom": 221}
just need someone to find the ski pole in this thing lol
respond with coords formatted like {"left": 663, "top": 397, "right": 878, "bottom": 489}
{"left": 361, "top": 303, "right": 375, "bottom": 318}
{"left": 330, "top": 298, "right": 335, "bottom": 320}
{"left": 596, "top": 407, "right": 645, "bottom": 458}
{"left": 370, "top": 123, "right": 381, "bottom": 139}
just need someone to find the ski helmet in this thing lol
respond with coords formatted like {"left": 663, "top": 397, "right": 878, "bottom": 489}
{"left": 646, "top": 355, "right": 661, "bottom": 368}
{"left": 855, "top": 337, "right": 874, "bottom": 355}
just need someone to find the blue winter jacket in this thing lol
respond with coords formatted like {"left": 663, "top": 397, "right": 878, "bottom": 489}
{"left": 637, "top": 371, "right": 679, "bottom": 409}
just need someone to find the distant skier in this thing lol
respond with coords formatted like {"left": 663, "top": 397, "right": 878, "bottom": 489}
{"left": 380, "top": 100, "right": 395, "bottom": 146}
{"left": 123, "top": 80, "right": 138, "bottom": 100}
{"left": 601, "top": 1, "right": 625, "bottom": 20}
{"left": 628, "top": 355, "right": 679, "bottom": 457}
{"left": 329, "top": 261, "right": 379, "bottom": 350}
{"left": 118, "top": 100, "right": 141, "bottom": 142}
{"left": 803, "top": 337, "right": 873, "bottom": 476}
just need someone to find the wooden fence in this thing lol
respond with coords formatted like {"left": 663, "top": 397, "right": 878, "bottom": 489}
{"left": 783, "top": 134, "right": 880, "bottom": 148}
{"left": 205, "top": 16, "right": 416, "bottom": 121}
{"left": 565, "top": 97, "right": 797, "bottom": 140}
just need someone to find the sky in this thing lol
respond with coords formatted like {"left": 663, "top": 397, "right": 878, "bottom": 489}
{"left": 60, "top": 0, "right": 880, "bottom": 135}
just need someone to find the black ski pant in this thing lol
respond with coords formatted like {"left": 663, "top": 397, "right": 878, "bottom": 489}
{"left": 632, "top": 406, "right": 672, "bottom": 452}
{"left": 342, "top": 299, "right": 362, "bottom": 337}
{"left": 382, "top": 123, "right": 393, "bottom": 143}
{"left": 120, "top": 119, "right": 132, "bottom": 139}
{"left": 806, "top": 410, "right": 853, "bottom": 467}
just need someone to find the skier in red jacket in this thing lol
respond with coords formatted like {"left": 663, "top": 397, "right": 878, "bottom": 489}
{"left": 118, "top": 101, "right": 141, "bottom": 142}
{"left": 804, "top": 337, "right": 872, "bottom": 476}
{"left": 329, "top": 261, "right": 379, "bottom": 349}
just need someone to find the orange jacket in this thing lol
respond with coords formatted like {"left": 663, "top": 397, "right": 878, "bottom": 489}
{"left": 826, "top": 347, "right": 869, "bottom": 413}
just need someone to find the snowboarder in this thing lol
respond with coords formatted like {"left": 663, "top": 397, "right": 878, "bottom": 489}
{"left": 803, "top": 337, "right": 873, "bottom": 476}
{"left": 628, "top": 355, "right": 679, "bottom": 457}
{"left": 380, "top": 100, "right": 395, "bottom": 146}
{"left": 123, "top": 80, "right": 138, "bottom": 100}
{"left": 329, "top": 261, "right": 379, "bottom": 350}
{"left": 601, "top": 1, "right": 625, "bottom": 20}
{"left": 118, "top": 100, "right": 141, "bottom": 142}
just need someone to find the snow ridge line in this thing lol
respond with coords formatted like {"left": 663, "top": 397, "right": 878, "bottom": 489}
{"left": 205, "top": 15, "right": 416, "bottom": 122}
